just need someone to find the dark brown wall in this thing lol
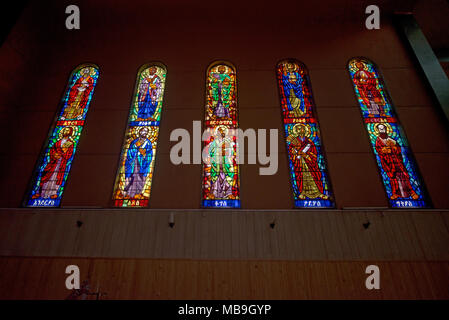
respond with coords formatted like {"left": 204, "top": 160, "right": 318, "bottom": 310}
{"left": 1, "top": 0, "right": 449, "bottom": 300}
{"left": 1, "top": 0, "right": 448, "bottom": 209}
{"left": 1, "top": 257, "right": 449, "bottom": 299}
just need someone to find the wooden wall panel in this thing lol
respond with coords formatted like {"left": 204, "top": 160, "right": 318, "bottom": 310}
{"left": 411, "top": 212, "right": 449, "bottom": 260}
{"left": 1, "top": 209, "right": 449, "bottom": 261}
{"left": 1, "top": 257, "right": 448, "bottom": 299}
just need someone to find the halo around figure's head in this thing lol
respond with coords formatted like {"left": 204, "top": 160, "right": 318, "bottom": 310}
{"left": 348, "top": 58, "right": 369, "bottom": 73}
{"left": 80, "top": 67, "right": 90, "bottom": 75}
{"left": 138, "top": 127, "right": 149, "bottom": 136}
{"left": 286, "top": 62, "right": 297, "bottom": 72}
{"left": 79, "top": 66, "right": 97, "bottom": 77}
{"left": 280, "top": 61, "right": 298, "bottom": 74}
{"left": 214, "top": 125, "right": 229, "bottom": 137}
{"left": 148, "top": 66, "right": 157, "bottom": 75}
{"left": 374, "top": 122, "right": 392, "bottom": 136}
{"left": 217, "top": 65, "right": 227, "bottom": 74}
{"left": 291, "top": 123, "right": 311, "bottom": 138}
{"left": 130, "top": 126, "right": 157, "bottom": 142}
{"left": 141, "top": 65, "right": 165, "bottom": 80}
{"left": 58, "top": 126, "right": 75, "bottom": 139}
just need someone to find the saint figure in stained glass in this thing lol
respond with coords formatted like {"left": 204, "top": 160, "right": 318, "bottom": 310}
{"left": 123, "top": 127, "right": 154, "bottom": 199}
{"left": 276, "top": 59, "right": 334, "bottom": 208}
{"left": 352, "top": 61, "right": 387, "bottom": 117}
{"left": 26, "top": 65, "right": 99, "bottom": 207}
{"left": 210, "top": 65, "right": 233, "bottom": 119}
{"left": 202, "top": 62, "right": 240, "bottom": 208}
{"left": 209, "top": 126, "right": 236, "bottom": 199}
{"left": 287, "top": 123, "right": 328, "bottom": 200}
{"left": 112, "top": 64, "right": 166, "bottom": 207}
{"left": 348, "top": 57, "right": 429, "bottom": 208}
{"left": 61, "top": 67, "right": 96, "bottom": 120}
{"left": 373, "top": 123, "right": 419, "bottom": 200}
{"left": 137, "top": 66, "right": 162, "bottom": 121}
{"left": 32, "top": 127, "right": 75, "bottom": 199}
{"left": 282, "top": 62, "right": 305, "bottom": 117}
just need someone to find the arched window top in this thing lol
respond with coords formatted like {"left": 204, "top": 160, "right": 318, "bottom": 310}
{"left": 348, "top": 56, "right": 378, "bottom": 70}
{"left": 66, "top": 63, "right": 99, "bottom": 85}
{"left": 112, "top": 62, "right": 167, "bottom": 207}
{"left": 276, "top": 58, "right": 334, "bottom": 208}
{"left": 138, "top": 62, "right": 167, "bottom": 73}
{"left": 130, "top": 63, "right": 167, "bottom": 123}
{"left": 59, "top": 64, "right": 99, "bottom": 120}
{"left": 347, "top": 57, "right": 429, "bottom": 208}
{"left": 205, "top": 61, "right": 237, "bottom": 124}
{"left": 206, "top": 61, "right": 236, "bottom": 73}
{"left": 348, "top": 57, "right": 397, "bottom": 119}
{"left": 135, "top": 63, "right": 167, "bottom": 87}
{"left": 277, "top": 58, "right": 307, "bottom": 69}
{"left": 72, "top": 63, "right": 100, "bottom": 75}
{"left": 25, "top": 63, "right": 100, "bottom": 207}
{"left": 276, "top": 59, "right": 319, "bottom": 119}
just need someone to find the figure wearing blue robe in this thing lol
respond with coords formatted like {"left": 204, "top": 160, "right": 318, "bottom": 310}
{"left": 137, "top": 85, "right": 158, "bottom": 120}
{"left": 282, "top": 72, "right": 305, "bottom": 116}
{"left": 137, "top": 74, "right": 161, "bottom": 120}
{"left": 124, "top": 134, "right": 153, "bottom": 197}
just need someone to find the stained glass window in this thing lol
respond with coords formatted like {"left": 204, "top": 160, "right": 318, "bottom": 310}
{"left": 25, "top": 64, "right": 99, "bottom": 207}
{"left": 202, "top": 63, "right": 240, "bottom": 208}
{"left": 112, "top": 64, "right": 167, "bottom": 207}
{"left": 276, "top": 60, "right": 334, "bottom": 208}
{"left": 348, "top": 57, "right": 429, "bottom": 208}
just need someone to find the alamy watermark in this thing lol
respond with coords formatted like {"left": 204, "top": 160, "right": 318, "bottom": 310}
{"left": 65, "top": 5, "right": 80, "bottom": 30}
{"left": 365, "top": 5, "right": 380, "bottom": 30}
{"left": 170, "top": 121, "right": 278, "bottom": 175}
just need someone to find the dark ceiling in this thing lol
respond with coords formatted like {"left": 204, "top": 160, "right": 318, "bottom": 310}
{"left": 1, "top": 0, "right": 448, "bottom": 54}
{"left": 413, "top": 0, "right": 449, "bottom": 56}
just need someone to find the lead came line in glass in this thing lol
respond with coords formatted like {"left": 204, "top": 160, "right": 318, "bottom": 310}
{"left": 348, "top": 57, "right": 429, "bottom": 208}
{"left": 26, "top": 65, "right": 100, "bottom": 207}
{"left": 202, "top": 63, "right": 240, "bottom": 208}
{"left": 276, "top": 59, "right": 334, "bottom": 208}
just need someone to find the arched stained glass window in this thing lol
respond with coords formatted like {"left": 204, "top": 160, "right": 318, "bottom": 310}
{"left": 202, "top": 62, "right": 240, "bottom": 208}
{"left": 348, "top": 57, "right": 429, "bottom": 208}
{"left": 112, "top": 64, "right": 167, "bottom": 207}
{"left": 25, "top": 64, "right": 100, "bottom": 207}
{"left": 276, "top": 59, "right": 334, "bottom": 208}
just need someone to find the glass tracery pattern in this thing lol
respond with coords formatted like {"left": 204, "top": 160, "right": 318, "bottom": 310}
{"left": 26, "top": 65, "right": 99, "bottom": 207}
{"left": 112, "top": 64, "right": 166, "bottom": 207}
{"left": 276, "top": 60, "right": 333, "bottom": 208}
{"left": 348, "top": 57, "right": 428, "bottom": 208}
{"left": 202, "top": 63, "right": 240, "bottom": 208}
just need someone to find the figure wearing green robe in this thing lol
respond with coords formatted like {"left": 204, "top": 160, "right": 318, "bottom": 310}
{"left": 209, "top": 136, "right": 234, "bottom": 198}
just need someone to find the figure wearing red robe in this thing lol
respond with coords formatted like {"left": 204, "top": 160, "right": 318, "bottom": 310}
{"left": 375, "top": 124, "right": 419, "bottom": 200}
{"left": 34, "top": 127, "right": 75, "bottom": 199}
{"left": 288, "top": 125, "right": 327, "bottom": 199}
{"left": 61, "top": 68, "right": 94, "bottom": 120}
{"left": 353, "top": 62, "right": 386, "bottom": 117}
